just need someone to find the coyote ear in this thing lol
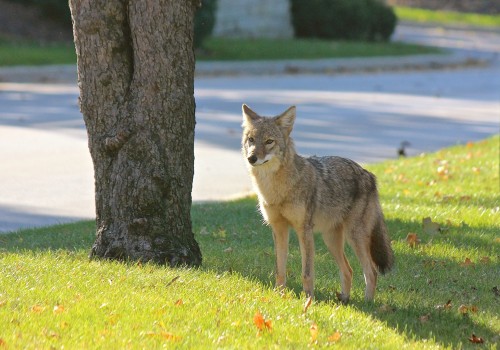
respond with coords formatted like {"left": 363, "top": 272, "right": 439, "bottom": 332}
{"left": 242, "top": 104, "right": 261, "bottom": 127}
{"left": 276, "top": 105, "right": 296, "bottom": 135}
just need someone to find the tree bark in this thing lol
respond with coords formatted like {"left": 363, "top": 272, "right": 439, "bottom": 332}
{"left": 70, "top": 0, "right": 202, "bottom": 266}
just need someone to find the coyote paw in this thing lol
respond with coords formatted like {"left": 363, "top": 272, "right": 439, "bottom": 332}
{"left": 336, "top": 291, "right": 350, "bottom": 305}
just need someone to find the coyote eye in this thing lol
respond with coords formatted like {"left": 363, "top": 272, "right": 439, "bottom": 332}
{"left": 248, "top": 137, "right": 254, "bottom": 143}
{"left": 265, "top": 139, "right": 274, "bottom": 145}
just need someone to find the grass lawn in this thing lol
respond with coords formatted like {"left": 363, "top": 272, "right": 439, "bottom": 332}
{"left": 0, "top": 38, "right": 440, "bottom": 67}
{"left": 197, "top": 38, "right": 439, "bottom": 61}
{"left": 395, "top": 6, "right": 500, "bottom": 28}
{"left": 1, "top": 135, "right": 499, "bottom": 349}
{"left": 0, "top": 41, "right": 77, "bottom": 67}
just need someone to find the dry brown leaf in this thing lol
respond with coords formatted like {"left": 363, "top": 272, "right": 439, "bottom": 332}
{"left": 174, "top": 299, "right": 183, "bottom": 306}
{"left": 479, "top": 256, "right": 491, "bottom": 264}
{"left": 435, "top": 299, "right": 452, "bottom": 310}
{"left": 31, "top": 305, "right": 45, "bottom": 313}
{"left": 378, "top": 304, "right": 395, "bottom": 313}
{"left": 459, "top": 304, "right": 478, "bottom": 315}
{"left": 328, "top": 331, "right": 342, "bottom": 343}
{"left": 159, "top": 331, "right": 181, "bottom": 341}
{"left": 419, "top": 314, "right": 431, "bottom": 323}
{"left": 310, "top": 323, "right": 319, "bottom": 343}
{"left": 468, "top": 334, "right": 484, "bottom": 344}
{"left": 253, "top": 311, "right": 272, "bottom": 332}
{"left": 145, "top": 331, "right": 180, "bottom": 341}
{"left": 458, "top": 304, "right": 469, "bottom": 314}
{"left": 460, "top": 258, "right": 475, "bottom": 267}
{"left": 0, "top": 338, "right": 6, "bottom": 348}
{"left": 406, "top": 233, "right": 420, "bottom": 248}
{"left": 53, "top": 305, "right": 65, "bottom": 314}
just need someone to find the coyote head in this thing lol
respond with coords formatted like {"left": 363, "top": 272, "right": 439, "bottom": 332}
{"left": 241, "top": 104, "right": 296, "bottom": 168}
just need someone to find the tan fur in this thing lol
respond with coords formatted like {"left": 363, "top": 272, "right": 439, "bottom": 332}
{"left": 242, "top": 104, "right": 394, "bottom": 302}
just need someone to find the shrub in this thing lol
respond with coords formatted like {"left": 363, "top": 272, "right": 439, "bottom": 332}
{"left": 291, "top": 0, "right": 397, "bottom": 42}
{"left": 194, "top": 0, "right": 217, "bottom": 48}
{"left": 8, "top": 0, "right": 216, "bottom": 48}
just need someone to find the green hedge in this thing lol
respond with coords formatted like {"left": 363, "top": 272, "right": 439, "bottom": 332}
{"left": 7, "top": 0, "right": 216, "bottom": 48}
{"left": 195, "top": 0, "right": 217, "bottom": 48}
{"left": 291, "top": 0, "right": 397, "bottom": 41}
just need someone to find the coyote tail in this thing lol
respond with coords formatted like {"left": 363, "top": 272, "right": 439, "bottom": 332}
{"left": 370, "top": 218, "right": 394, "bottom": 274}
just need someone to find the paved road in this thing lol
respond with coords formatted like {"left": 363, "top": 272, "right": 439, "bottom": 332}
{"left": 1, "top": 24, "right": 499, "bottom": 232}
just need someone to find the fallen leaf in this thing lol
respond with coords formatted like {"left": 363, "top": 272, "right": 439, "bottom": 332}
{"left": 303, "top": 296, "right": 313, "bottom": 314}
{"left": 378, "top": 304, "right": 395, "bottom": 313}
{"left": 31, "top": 305, "right": 45, "bottom": 313}
{"left": 468, "top": 334, "right": 484, "bottom": 344}
{"left": 174, "top": 299, "right": 183, "bottom": 306}
{"left": 460, "top": 258, "right": 475, "bottom": 267}
{"left": 479, "top": 256, "right": 491, "bottom": 264}
{"left": 328, "top": 331, "right": 342, "bottom": 343}
{"left": 158, "top": 331, "right": 180, "bottom": 341}
{"left": 435, "top": 299, "right": 452, "bottom": 310}
{"left": 223, "top": 247, "right": 233, "bottom": 253}
{"left": 459, "top": 305, "right": 478, "bottom": 315}
{"left": 310, "top": 323, "right": 319, "bottom": 343}
{"left": 406, "top": 233, "right": 420, "bottom": 248}
{"left": 460, "top": 195, "right": 472, "bottom": 202}
{"left": 471, "top": 167, "right": 481, "bottom": 174}
{"left": 53, "top": 305, "right": 65, "bottom": 314}
{"left": 423, "top": 217, "right": 441, "bottom": 235}
{"left": 458, "top": 304, "right": 469, "bottom": 314}
{"left": 0, "top": 300, "right": 6, "bottom": 308}
{"left": 419, "top": 314, "right": 431, "bottom": 323}
{"left": 253, "top": 311, "right": 272, "bottom": 332}
{"left": 145, "top": 331, "right": 180, "bottom": 341}
{"left": 0, "top": 339, "right": 6, "bottom": 348}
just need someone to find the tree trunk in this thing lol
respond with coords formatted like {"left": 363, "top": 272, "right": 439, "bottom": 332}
{"left": 69, "top": 0, "right": 202, "bottom": 266}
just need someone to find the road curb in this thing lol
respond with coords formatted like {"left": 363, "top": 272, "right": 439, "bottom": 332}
{"left": 0, "top": 50, "right": 492, "bottom": 84}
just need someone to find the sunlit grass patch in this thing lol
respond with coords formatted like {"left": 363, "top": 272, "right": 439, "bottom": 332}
{"left": 1, "top": 135, "right": 498, "bottom": 349}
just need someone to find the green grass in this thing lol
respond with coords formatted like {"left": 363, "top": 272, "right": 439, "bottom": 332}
{"left": 0, "top": 41, "right": 77, "bottom": 67}
{"left": 197, "top": 38, "right": 440, "bottom": 61}
{"left": 1, "top": 135, "right": 499, "bottom": 349}
{"left": 395, "top": 6, "right": 500, "bottom": 28}
{"left": 0, "top": 38, "right": 440, "bottom": 67}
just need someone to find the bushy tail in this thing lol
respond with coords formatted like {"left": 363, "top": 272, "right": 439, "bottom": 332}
{"left": 370, "top": 217, "right": 394, "bottom": 274}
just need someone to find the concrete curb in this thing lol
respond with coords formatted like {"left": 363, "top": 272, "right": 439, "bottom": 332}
{"left": 0, "top": 50, "right": 492, "bottom": 84}
{"left": 195, "top": 51, "right": 490, "bottom": 76}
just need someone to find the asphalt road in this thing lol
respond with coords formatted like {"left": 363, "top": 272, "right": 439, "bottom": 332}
{"left": 0, "top": 24, "right": 499, "bottom": 232}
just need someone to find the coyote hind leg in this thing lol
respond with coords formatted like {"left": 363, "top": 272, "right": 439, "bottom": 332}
{"left": 350, "top": 229, "right": 378, "bottom": 301}
{"left": 322, "top": 226, "right": 353, "bottom": 304}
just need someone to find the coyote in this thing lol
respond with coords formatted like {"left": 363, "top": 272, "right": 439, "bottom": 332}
{"left": 241, "top": 104, "right": 394, "bottom": 303}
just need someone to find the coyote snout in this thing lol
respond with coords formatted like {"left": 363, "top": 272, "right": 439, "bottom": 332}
{"left": 241, "top": 104, "right": 394, "bottom": 303}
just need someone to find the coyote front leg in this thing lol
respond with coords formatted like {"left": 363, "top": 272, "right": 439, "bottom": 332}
{"left": 271, "top": 220, "right": 289, "bottom": 290}
{"left": 297, "top": 224, "right": 315, "bottom": 297}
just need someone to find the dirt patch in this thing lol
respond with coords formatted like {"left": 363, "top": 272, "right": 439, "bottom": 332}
{"left": 0, "top": 0, "right": 72, "bottom": 43}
